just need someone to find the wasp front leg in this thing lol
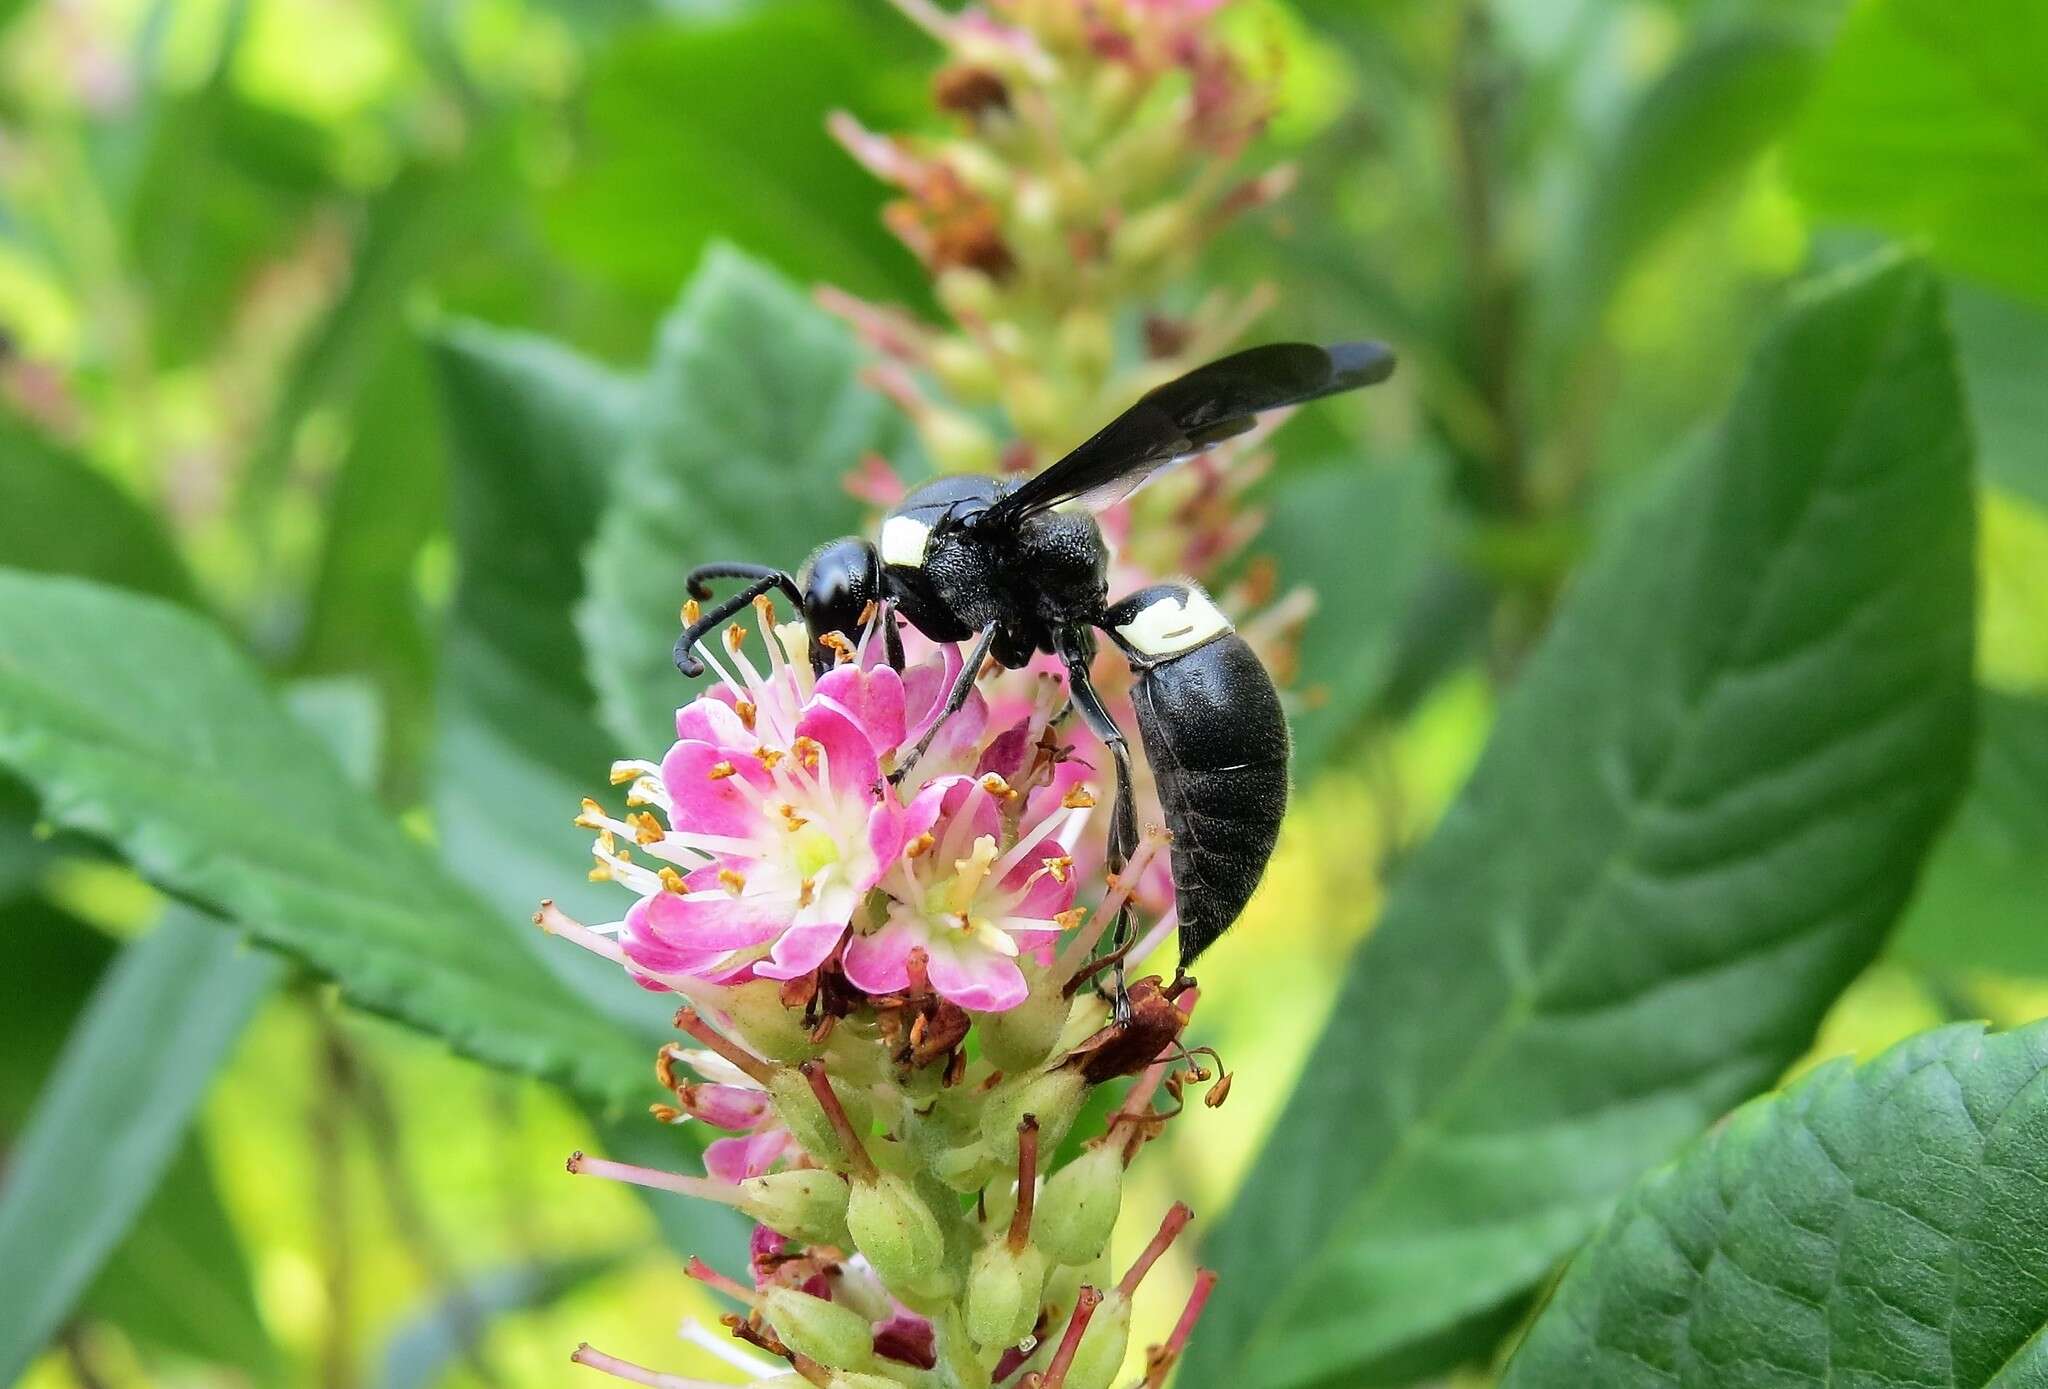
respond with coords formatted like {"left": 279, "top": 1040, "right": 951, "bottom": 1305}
{"left": 1054, "top": 627, "right": 1140, "bottom": 1024}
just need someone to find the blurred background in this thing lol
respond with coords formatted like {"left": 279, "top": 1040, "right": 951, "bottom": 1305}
{"left": 0, "top": 0, "right": 2041, "bottom": 1385}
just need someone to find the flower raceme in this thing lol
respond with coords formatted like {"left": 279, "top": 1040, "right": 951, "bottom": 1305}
{"left": 541, "top": 603, "right": 1228, "bottom": 1389}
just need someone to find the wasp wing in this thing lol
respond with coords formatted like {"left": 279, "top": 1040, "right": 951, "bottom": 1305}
{"left": 980, "top": 340, "right": 1395, "bottom": 525}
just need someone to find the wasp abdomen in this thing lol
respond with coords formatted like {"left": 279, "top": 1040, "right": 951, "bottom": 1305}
{"left": 1108, "top": 585, "right": 1291, "bottom": 968}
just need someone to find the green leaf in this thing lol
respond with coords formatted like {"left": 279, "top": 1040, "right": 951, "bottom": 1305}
{"left": 1183, "top": 254, "right": 1976, "bottom": 1389}
{"left": 0, "top": 415, "right": 194, "bottom": 604}
{"left": 1244, "top": 457, "right": 1438, "bottom": 773}
{"left": 1789, "top": 0, "right": 2048, "bottom": 307}
{"left": 429, "top": 319, "right": 673, "bottom": 1030}
{"left": 1503, "top": 1021, "right": 2048, "bottom": 1386}
{"left": 1890, "top": 691, "right": 2048, "bottom": 979}
{"left": 1950, "top": 281, "right": 2048, "bottom": 510}
{"left": 546, "top": 4, "right": 929, "bottom": 318}
{"left": 0, "top": 570, "right": 653, "bottom": 1102}
{"left": 0, "top": 909, "right": 281, "bottom": 1385}
{"left": 83, "top": 1140, "right": 278, "bottom": 1376}
{"left": 582, "top": 244, "right": 914, "bottom": 751}
{"left": 376, "top": 1255, "right": 621, "bottom": 1389}
{"left": 1543, "top": 21, "right": 1824, "bottom": 355}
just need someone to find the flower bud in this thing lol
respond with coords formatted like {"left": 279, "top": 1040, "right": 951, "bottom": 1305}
{"left": 935, "top": 267, "right": 997, "bottom": 320}
{"left": 767, "top": 1070, "right": 873, "bottom": 1170}
{"left": 921, "top": 408, "right": 1000, "bottom": 473}
{"left": 759, "top": 1287, "right": 875, "bottom": 1369}
{"left": 737, "top": 1169, "right": 851, "bottom": 1247}
{"left": 1057, "top": 308, "right": 1113, "bottom": 387}
{"left": 846, "top": 1172, "right": 955, "bottom": 1301}
{"left": 1060, "top": 1291, "right": 1132, "bottom": 1389}
{"left": 1035, "top": 1143, "right": 1123, "bottom": 1266}
{"left": 827, "top": 1375, "right": 907, "bottom": 1389}
{"left": 980, "top": 1069, "right": 1086, "bottom": 1163}
{"left": 976, "top": 962, "right": 1073, "bottom": 1072}
{"left": 965, "top": 1238, "right": 1048, "bottom": 1351}
{"left": 929, "top": 336, "right": 1000, "bottom": 404}
{"left": 720, "top": 982, "right": 823, "bottom": 1062}
{"left": 1112, "top": 201, "right": 1194, "bottom": 278}
{"left": 932, "top": 1138, "right": 997, "bottom": 1193}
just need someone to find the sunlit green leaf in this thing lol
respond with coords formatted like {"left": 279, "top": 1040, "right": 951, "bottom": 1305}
{"left": 0, "top": 570, "right": 653, "bottom": 1102}
{"left": 1184, "top": 254, "right": 1976, "bottom": 1389}
{"left": 1789, "top": 0, "right": 2048, "bottom": 307}
{"left": 0, "top": 909, "right": 281, "bottom": 1385}
{"left": 1504, "top": 1021, "right": 2048, "bottom": 1386}
{"left": 581, "top": 244, "right": 914, "bottom": 751}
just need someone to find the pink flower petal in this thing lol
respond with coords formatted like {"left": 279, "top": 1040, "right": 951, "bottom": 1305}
{"left": 842, "top": 918, "right": 920, "bottom": 996}
{"left": 794, "top": 702, "right": 881, "bottom": 796}
{"left": 975, "top": 720, "right": 1032, "bottom": 779}
{"left": 863, "top": 799, "right": 906, "bottom": 887}
{"left": 683, "top": 1083, "right": 774, "bottom": 1130}
{"left": 901, "top": 775, "right": 974, "bottom": 844}
{"left": 660, "top": 742, "right": 773, "bottom": 839}
{"left": 676, "top": 695, "right": 751, "bottom": 747}
{"left": 705, "top": 1129, "right": 794, "bottom": 1183}
{"left": 814, "top": 665, "right": 908, "bottom": 757}
{"left": 926, "top": 945, "right": 1029, "bottom": 1012}
{"left": 751, "top": 918, "right": 848, "bottom": 981}
{"left": 632, "top": 886, "right": 789, "bottom": 952}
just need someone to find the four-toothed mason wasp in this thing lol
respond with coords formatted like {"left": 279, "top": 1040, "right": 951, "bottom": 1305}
{"left": 672, "top": 341, "right": 1396, "bottom": 1007}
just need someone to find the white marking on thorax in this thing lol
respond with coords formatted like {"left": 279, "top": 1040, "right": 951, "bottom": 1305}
{"left": 879, "top": 515, "right": 932, "bottom": 569}
{"left": 1115, "top": 588, "right": 1233, "bottom": 659}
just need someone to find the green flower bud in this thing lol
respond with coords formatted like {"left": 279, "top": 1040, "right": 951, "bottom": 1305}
{"left": 846, "top": 1171, "right": 954, "bottom": 1301}
{"left": 1061, "top": 1291, "right": 1133, "bottom": 1389}
{"left": 933, "top": 1138, "right": 997, "bottom": 1193}
{"left": 1112, "top": 201, "right": 1194, "bottom": 277}
{"left": 976, "top": 961, "right": 1073, "bottom": 1072}
{"left": 930, "top": 337, "right": 999, "bottom": 404}
{"left": 921, "top": 408, "right": 1000, "bottom": 473}
{"left": 980, "top": 1069, "right": 1086, "bottom": 1163}
{"left": 720, "top": 982, "right": 822, "bottom": 1062}
{"left": 1057, "top": 309, "right": 1113, "bottom": 388}
{"left": 737, "top": 1169, "right": 851, "bottom": 1247}
{"left": 1035, "top": 1143, "right": 1123, "bottom": 1266}
{"left": 935, "top": 268, "right": 998, "bottom": 321}
{"left": 759, "top": 1287, "right": 874, "bottom": 1370}
{"left": 767, "top": 1070, "right": 872, "bottom": 1170}
{"left": 827, "top": 1375, "right": 907, "bottom": 1389}
{"left": 965, "top": 1238, "right": 1048, "bottom": 1351}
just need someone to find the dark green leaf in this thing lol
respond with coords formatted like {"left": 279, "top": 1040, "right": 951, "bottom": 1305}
{"left": 547, "top": 4, "right": 929, "bottom": 317}
{"left": 1789, "top": 0, "right": 2048, "bottom": 307}
{"left": 1950, "top": 281, "right": 2048, "bottom": 510}
{"left": 1891, "top": 691, "right": 2048, "bottom": 979}
{"left": 0, "top": 570, "right": 653, "bottom": 1102}
{"left": 0, "top": 415, "right": 194, "bottom": 604}
{"left": 0, "top": 909, "right": 281, "bottom": 1385}
{"left": 581, "top": 244, "right": 914, "bottom": 751}
{"left": 1504, "top": 1021, "right": 2048, "bottom": 1387}
{"left": 1244, "top": 457, "right": 1438, "bottom": 773}
{"left": 1184, "top": 254, "right": 1976, "bottom": 1389}
{"left": 429, "top": 320, "right": 672, "bottom": 1030}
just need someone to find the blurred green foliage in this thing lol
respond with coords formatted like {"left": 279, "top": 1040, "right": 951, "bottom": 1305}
{"left": 0, "top": 1, "right": 2041, "bottom": 1387}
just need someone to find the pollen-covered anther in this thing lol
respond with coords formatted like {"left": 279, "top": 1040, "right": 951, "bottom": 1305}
{"left": 628, "top": 811, "right": 665, "bottom": 845}
{"left": 575, "top": 797, "right": 606, "bottom": 829}
{"left": 707, "top": 760, "right": 738, "bottom": 781}
{"left": 1045, "top": 855, "right": 1073, "bottom": 883}
{"left": 657, "top": 866, "right": 687, "bottom": 895}
{"left": 1053, "top": 907, "right": 1086, "bottom": 930}
{"left": 1205, "top": 1071, "right": 1234, "bottom": 1108}
{"left": 793, "top": 735, "right": 824, "bottom": 770}
{"left": 717, "top": 868, "right": 748, "bottom": 896}
{"left": 1061, "top": 786, "right": 1097, "bottom": 810}
{"left": 905, "top": 832, "right": 936, "bottom": 859}
{"left": 751, "top": 745, "right": 785, "bottom": 771}
{"left": 607, "top": 764, "right": 639, "bottom": 786}
{"left": 735, "top": 699, "right": 757, "bottom": 731}
{"left": 818, "top": 631, "right": 856, "bottom": 664}
{"left": 587, "top": 862, "right": 612, "bottom": 883}
{"left": 650, "top": 1102, "right": 684, "bottom": 1124}
{"left": 682, "top": 598, "right": 702, "bottom": 625}
{"left": 798, "top": 878, "right": 817, "bottom": 909}
{"left": 978, "top": 772, "right": 1018, "bottom": 800}
{"left": 778, "top": 803, "right": 809, "bottom": 831}
{"left": 724, "top": 624, "right": 747, "bottom": 654}
{"left": 753, "top": 593, "right": 776, "bottom": 620}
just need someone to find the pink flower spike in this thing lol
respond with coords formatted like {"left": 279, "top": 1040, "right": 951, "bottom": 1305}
{"left": 534, "top": 901, "right": 628, "bottom": 965}
{"left": 685, "top": 1256, "right": 760, "bottom": 1308}
{"left": 564, "top": 1152, "right": 739, "bottom": 1207}
{"left": 1036, "top": 1287, "right": 1104, "bottom": 1389}
{"left": 570, "top": 1343, "right": 725, "bottom": 1389}
{"left": 1118, "top": 1203, "right": 1194, "bottom": 1300}
{"left": 1143, "top": 1271, "right": 1221, "bottom": 1389}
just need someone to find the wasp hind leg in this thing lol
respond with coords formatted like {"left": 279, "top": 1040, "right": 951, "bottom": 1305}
{"left": 890, "top": 622, "right": 997, "bottom": 784}
{"left": 1054, "top": 627, "right": 1140, "bottom": 1026}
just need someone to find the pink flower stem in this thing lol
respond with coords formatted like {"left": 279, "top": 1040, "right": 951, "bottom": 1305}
{"left": 673, "top": 1007, "right": 776, "bottom": 1087}
{"left": 1118, "top": 1203, "right": 1193, "bottom": 1301}
{"left": 1008, "top": 1115, "right": 1040, "bottom": 1251}
{"left": 1142, "top": 1270, "right": 1220, "bottom": 1389}
{"left": 564, "top": 1151, "right": 740, "bottom": 1207}
{"left": 1031, "top": 1287, "right": 1102, "bottom": 1389}
{"left": 685, "top": 1256, "right": 759, "bottom": 1308}
{"left": 534, "top": 901, "right": 627, "bottom": 965}
{"left": 570, "top": 1343, "right": 722, "bottom": 1389}
{"left": 800, "top": 1060, "right": 877, "bottom": 1181}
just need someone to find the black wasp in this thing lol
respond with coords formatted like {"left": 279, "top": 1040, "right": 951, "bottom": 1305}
{"left": 673, "top": 341, "right": 1395, "bottom": 996}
